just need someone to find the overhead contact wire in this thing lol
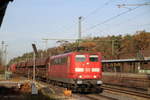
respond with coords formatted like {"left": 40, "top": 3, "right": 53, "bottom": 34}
{"left": 84, "top": 6, "right": 141, "bottom": 32}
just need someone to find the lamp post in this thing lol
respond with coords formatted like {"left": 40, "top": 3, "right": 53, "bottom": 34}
{"left": 78, "top": 16, "right": 82, "bottom": 40}
{"left": 4, "top": 44, "right": 8, "bottom": 80}
{"left": 31, "top": 43, "right": 38, "bottom": 94}
{"left": 33, "top": 52, "right": 35, "bottom": 81}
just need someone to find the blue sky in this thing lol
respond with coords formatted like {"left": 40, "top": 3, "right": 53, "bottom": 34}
{"left": 0, "top": 0, "right": 150, "bottom": 61}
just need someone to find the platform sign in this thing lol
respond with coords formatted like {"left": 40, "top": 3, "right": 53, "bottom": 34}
{"left": 31, "top": 83, "right": 38, "bottom": 94}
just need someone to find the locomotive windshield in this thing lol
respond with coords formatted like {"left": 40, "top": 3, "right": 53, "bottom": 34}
{"left": 75, "top": 55, "right": 86, "bottom": 62}
{"left": 89, "top": 55, "right": 98, "bottom": 62}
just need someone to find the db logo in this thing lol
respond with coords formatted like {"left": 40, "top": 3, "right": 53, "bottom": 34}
{"left": 85, "top": 75, "right": 90, "bottom": 78}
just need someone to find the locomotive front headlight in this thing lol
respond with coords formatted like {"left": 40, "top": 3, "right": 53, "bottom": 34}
{"left": 93, "top": 75, "right": 97, "bottom": 78}
{"left": 92, "top": 68, "right": 100, "bottom": 72}
{"left": 75, "top": 68, "right": 84, "bottom": 72}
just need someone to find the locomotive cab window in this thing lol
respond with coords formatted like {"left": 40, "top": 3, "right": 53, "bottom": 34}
{"left": 89, "top": 55, "right": 98, "bottom": 62}
{"left": 75, "top": 55, "right": 86, "bottom": 62}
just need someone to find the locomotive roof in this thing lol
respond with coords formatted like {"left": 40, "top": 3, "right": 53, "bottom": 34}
{"left": 102, "top": 58, "right": 150, "bottom": 63}
{"left": 50, "top": 52, "right": 101, "bottom": 59}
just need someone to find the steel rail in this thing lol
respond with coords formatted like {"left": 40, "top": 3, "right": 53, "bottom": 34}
{"left": 79, "top": 94, "right": 118, "bottom": 100}
{"left": 102, "top": 85, "right": 150, "bottom": 99}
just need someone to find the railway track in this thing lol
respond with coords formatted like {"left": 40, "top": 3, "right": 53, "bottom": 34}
{"left": 12, "top": 75, "right": 150, "bottom": 100}
{"left": 37, "top": 79, "right": 119, "bottom": 100}
{"left": 81, "top": 94, "right": 118, "bottom": 100}
{"left": 102, "top": 85, "right": 150, "bottom": 99}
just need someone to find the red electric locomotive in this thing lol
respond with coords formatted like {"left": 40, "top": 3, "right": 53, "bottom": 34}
{"left": 48, "top": 52, "right": 103, "bottom": 92}
{"left": 10, "top": 52, "right": 103, "bottom": 92}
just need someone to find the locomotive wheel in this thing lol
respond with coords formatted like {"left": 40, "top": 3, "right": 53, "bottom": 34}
{"left": 83, "top": 88, "right": 89, "bottom": 93}
{"left": 72, "top": 86, "right": 78, "bottom": 93}
{"left": 95, "top": 87, "right": 103, "bottom": 93}
{"left": 72, "top": 89, "right": 77, "bottom": 93}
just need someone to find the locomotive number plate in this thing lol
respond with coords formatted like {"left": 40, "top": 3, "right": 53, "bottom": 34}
{"left": 85, "top": 68, "right": 90, "bottom": 72}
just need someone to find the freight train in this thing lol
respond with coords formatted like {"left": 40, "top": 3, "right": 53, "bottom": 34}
{"left": 10, "top": 52, "right": 103, "bottom": 92}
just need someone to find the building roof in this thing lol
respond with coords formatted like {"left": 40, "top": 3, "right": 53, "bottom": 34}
{"left": 0, "top": 0, "right": 13, "bottom": 28}
{"left": 102, "top": 57, "right": 150, "bottom": 63}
